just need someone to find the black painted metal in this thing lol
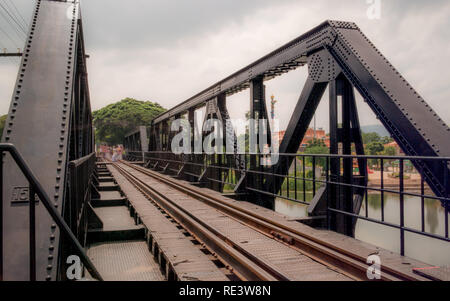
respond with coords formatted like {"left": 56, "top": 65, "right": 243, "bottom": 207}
{"left": 137, "top": 151, "right": 449, "bottom": 254}
{"left": 0, "top": 144, "right": 102, "bottom": 281}
{"left": 124, "top": 126, "right": 148, "bottom": 161}
{"left": 148, "top": 20, "right": 449, "bottom": 204}
{"left": 326, "top": 74, "right": 367, "bottom": 236}
{"left": 0, "top": 153, "right": 2, "bottom": 281}
{"left": 262, "top": 78, "right": 327, "bottom": 198}
{"left": 0, "top": 53, "right": 23, "bottom": 57}
{"left": 1, "top": 0, "right": 94, "bottom": 280}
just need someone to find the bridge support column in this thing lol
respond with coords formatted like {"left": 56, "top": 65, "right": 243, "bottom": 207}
{"left": 248, "top": 76, "right": 274, "bottom": 209}
{"left": 328, "top": 74, "right": 366, "bottom": 236}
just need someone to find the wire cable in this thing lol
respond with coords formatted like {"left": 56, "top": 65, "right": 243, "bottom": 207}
{"left": 0, "top": 2, "right": 27, "bottom": 36}
{"left": 6, "top": 0, "right": 29, "bottom": 29}
{"left": 0, "top": 7, "right": 26, "bottom": 48}
{"left": 0, "top": 24, "right": 20, "bottom": 49}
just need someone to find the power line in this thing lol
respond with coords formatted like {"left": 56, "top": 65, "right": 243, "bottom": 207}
{"left": 3, "top": 0, "right": 27, "bottom": 32}
{"left": 0, "top": 2, "right": 27, "bottom": 36}
{"left": 0, "top": 7, "right": 26, "bottom": 48}
{"left": 6, "top": 0, "right": 29, "bottom": 29}
{"left": 0, "top": 1, "right": 27, "bottom": 33}
{"left": 0, "top": 24, "right": 20, "bottom": 49}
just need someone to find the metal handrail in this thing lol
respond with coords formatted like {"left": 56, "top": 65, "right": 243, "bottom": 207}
{"left": 128, "top": 150, "right": 450, "bottom": 161}
{"left": 0, "top": 143, "right": 102, "bottom": 281}
{"left": 130, "top": 150, "right": 449, "bottom": 257}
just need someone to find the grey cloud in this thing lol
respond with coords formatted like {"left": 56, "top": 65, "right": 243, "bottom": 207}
{"left": 82, "top": 0, "right": 298, "bottom": 49}
{"left": 0, "top": 0, "right": 449, "bottom": 131}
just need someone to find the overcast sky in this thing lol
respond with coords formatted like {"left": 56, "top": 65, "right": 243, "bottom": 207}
{"left": 1, "top": 0, "right": 449, "bottom": 133}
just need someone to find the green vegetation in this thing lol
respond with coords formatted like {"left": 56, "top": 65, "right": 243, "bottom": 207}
{"left": 366, "top": 141, "right": 384, "bottom": 155}
{"left": 303, "top": 138, "right": 329, "bottom": 168}
{"left": 362, "top": 131, "right": 393, "bottom": 145}
{"left": 93, "top": 98, "right": 166, "bottom": 145}
{"left": 383, "top": 146, "right": 396, "bottom": 156}
{"left": 0, "top": 114, "right": 7, "bottom": 141}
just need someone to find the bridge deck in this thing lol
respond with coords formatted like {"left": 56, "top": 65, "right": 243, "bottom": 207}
{"left": 107, "top": 164, "right": 234, "bottom": 281}
{"left": 88, "top": 241, "right": 165, "bottom": 281}
{"left": 87, "top": 161, "right": 435, "bottom": 281}
{"left": 106, "top": 162, "right": 352, "bottom": 281}
{"left": 86, "top": 167, "right": 165, "bottom": 281}
{"left": 165, "top": 172, "right": 435, "bottom": 280}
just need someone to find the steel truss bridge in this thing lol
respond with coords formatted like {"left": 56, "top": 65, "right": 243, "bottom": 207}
{"left": 1, "top": 0, "right": 449, "bottom": 281}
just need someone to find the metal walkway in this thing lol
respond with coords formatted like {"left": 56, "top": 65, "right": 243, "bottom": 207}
{"left": 95, "top": 160, "right": 441, "bottom": 281}
{"left": 86, "top": 165, "right": 164, "bottom": 281}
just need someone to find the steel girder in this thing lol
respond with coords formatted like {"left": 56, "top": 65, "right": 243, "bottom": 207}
{"left": 326, "top": 25, "right": 449, "bottom": 198}
{"left": 124, "top": 126, "right": 148, "bottom": 153}
{"left": 1, "top": 0, "right": 93, "bottom": 280}
{"left": 151, "top": 20, "right": 449, "bottom": 201}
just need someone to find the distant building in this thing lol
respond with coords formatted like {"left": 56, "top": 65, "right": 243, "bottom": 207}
{"left": 277, "top": 128, "right": 330, "bottom": 151}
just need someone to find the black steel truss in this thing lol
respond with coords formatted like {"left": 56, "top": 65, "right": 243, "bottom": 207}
{"left": 1, "top": 0, "right": 93, "bottom": 281}
{"left": 124, "top": 126, "right": 148, "bottom": 153}
{"left": 147, "top": 20, "right": 450, "bottom": 206}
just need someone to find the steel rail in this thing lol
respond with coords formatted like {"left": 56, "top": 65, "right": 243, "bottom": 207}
{"left": 111, "top": 162, "right": 290, "bottom": 281}
{"left": 120, "top": 160, "right": 429, "bottom": 281}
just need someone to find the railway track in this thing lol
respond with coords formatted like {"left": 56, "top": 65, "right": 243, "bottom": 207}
{"left": 110, "top": 160, "right": 423, "bottom": 281}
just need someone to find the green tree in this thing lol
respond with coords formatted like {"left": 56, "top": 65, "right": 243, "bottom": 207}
{"left": 380, "top": 136, "right": 393, "bottom": 145}
{"left": 366, "top": 141, "right": 385, "bottom": 169}
{"left": 362, "top": 132, "right": 381, "bottom": 144}
{"left": 93, "top": 98, "right": 166, "bottom": 145}
{"left": 366, "top": 141, "right": 384, "bottom": 155}
{"left": 383, "top": 146, "right": 397, "bottom": 156}
{"left": 381, "top": 145, "right": 397, "bottom": 167}
{"left": 0, "top": 114, "right": 7, "bottom": 141}
{"left": 304, "top": 139, "right": 329, "bottom": 168}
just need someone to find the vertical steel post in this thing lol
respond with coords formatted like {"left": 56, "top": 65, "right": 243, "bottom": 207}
{"left": 328, "top": 79, "right": 339, "bottom": 232}
{"left": 302, "top": 156, "right": 306, "bottom": 203}
{"left": 421, "top": 171, "right": 425, "bottom": 232}
{"left": 342, "top": 79, "right": 354, "bottom": 235}
{"left": 381, "top": 158, "right": 384, "bottom": 222}
{"left": 0, "top": 152, "right": 3, "bottom": 281}
{"left": 399, "top": 159, "right": 405, "bottom": 256}
{"left": 444, "top": 160, "right": 448, "bottom": 238}
{"left": 29, "top": 186, "right": 36, "bottom": 281}
{"left": 249, "top": 77, "right": 265, "bottom": 173}
{"left": 326, "top": 157, "right": 330, "bottom": 230}
{"left": 294, "top": 157, "right": 297, "bottom": 200}
{"left": 312, "top": 156, "right": 316, "bottom": 196}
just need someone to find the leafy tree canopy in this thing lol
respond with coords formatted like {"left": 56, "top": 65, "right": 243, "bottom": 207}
{"left": 93, "top": 98, "right": 166, "bottom": 145}
{"left": 380, "top": 136, "right": 394, "bottom": 145}
{"left": 366, "top": 141, "right": 384, "bottom": 155}
{"left": 0, "top": 114, "right": 7, "bottom": 141}
{"left": 306, "top": 138, "right": 326, "bottom": 148}
{"left": 304, "top": 139, "right": 329, "bottom": 168}
{"left": 383, "top": 146, "right": 397, "bottom": 156}
{"left": 362, "top": 132, "right": 381, "bottom": 144}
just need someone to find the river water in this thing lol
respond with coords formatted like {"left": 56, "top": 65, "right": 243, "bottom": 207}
{"left": 275, "top": 193, "right": 450, "bottom": 266}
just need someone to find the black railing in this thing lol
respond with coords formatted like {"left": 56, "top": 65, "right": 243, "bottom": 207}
{"left": 0, "top": 144, "right": 102, "bottom": 281}
{"left": 67, "top": 153, "right": 96, "bottom": 251}
{"left": 127, "top": 150, "right": 450, "bottom": 257}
